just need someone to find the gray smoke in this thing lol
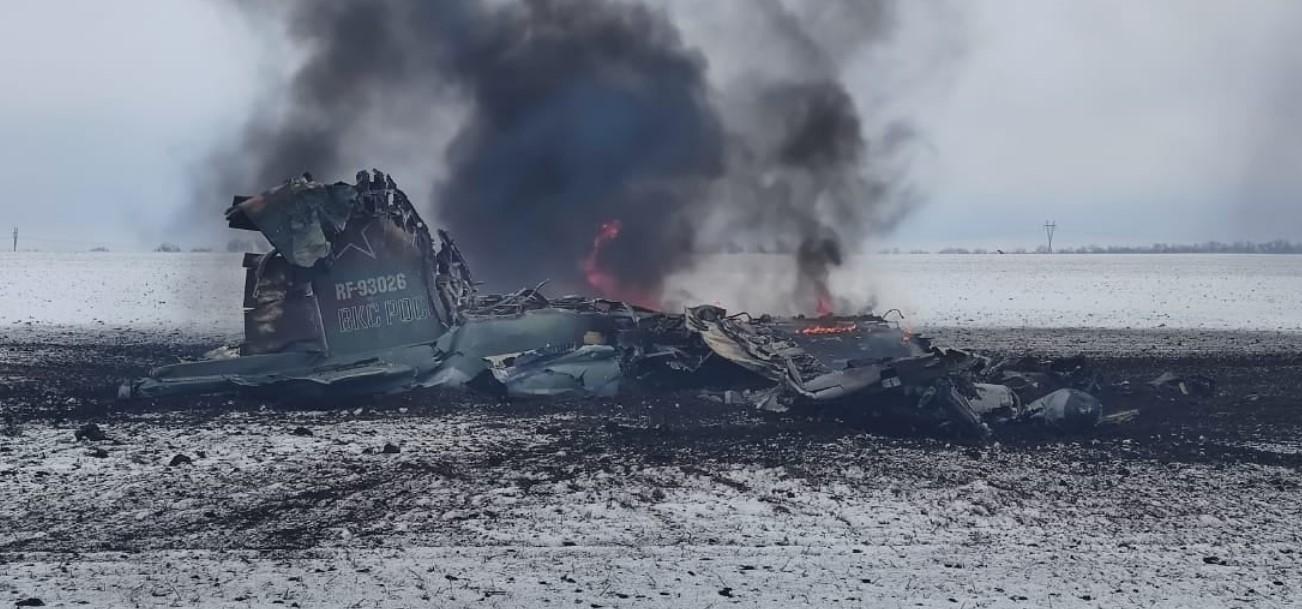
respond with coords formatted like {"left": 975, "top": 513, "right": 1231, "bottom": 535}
{"left": 688, "top": 0, "right": 919, "bottom": 313}
{"left": 212, "top": 0, "right": 922, "bottom": 310}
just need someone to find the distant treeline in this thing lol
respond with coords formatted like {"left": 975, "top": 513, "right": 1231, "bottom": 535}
{"left": 880, "top": 240, "right": 1302, "bottom": 255}
{"left": 140, "top": 239, "right": 271, "bottom": 254}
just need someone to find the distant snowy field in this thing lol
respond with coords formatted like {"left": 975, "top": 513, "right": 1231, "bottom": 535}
{"left": 3, "top": 252, "right": 1302, "bottom": 333}
{"left": 0, "top": 252, "right": 242, "bottom": 335}
{"left": 670, "top": 253, "right": 1302, "bottom": 331}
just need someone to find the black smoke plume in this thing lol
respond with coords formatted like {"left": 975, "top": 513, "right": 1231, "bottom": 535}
{"left": 434, "top": 1, "right": 723, "bottom": 299}
{"left": 213, "top": 0, "right": 918, "bottom": 311}
{"left": 795, "top": 234, "right": 843, "bottom": 315}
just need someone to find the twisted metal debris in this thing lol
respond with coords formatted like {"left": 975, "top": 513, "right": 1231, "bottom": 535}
{"left": 122, "top": 171, "right": 1106, "bottom": 439}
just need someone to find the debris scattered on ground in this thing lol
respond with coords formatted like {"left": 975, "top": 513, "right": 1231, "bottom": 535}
{"left": 1101, "top": 409, "right": 1140, "bottom": 425}
{"left": 1025, "top": 388, "right": 1103, "bottom": 429}
{"left": 168, "top": 454, "right": 193, "bottom": 467}
{"left": 112, "top": 170, "right": 1217, "bottom": 440}
{"left": 2, "top": 327, "right": 1298, "bottom": 608}
{"left": 74, "top": 423, "right": 107, "bottom": 442}
{"left": 381, "top": 442, "right": 400, "bottom": 454}
{"left": 2, "top": 415, "right": 21, "bottom": 437}
{"left": 1150, "top": 371, "right": 1216, "bottom": 397}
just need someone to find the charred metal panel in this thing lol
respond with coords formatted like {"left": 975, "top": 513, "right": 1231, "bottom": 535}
{"left": 245, "top": 254, "right": 294, "bottom": 305}
{"left": 225, "top": 179, "right": 355, "bottom": 267}
{"left": 312, "top": 215, "right": 443, "bottom": 356}
{"left": 227, "top": 196, "right": 257, "bottom": 230}
{"left": 782, "top": 319, "right": 926, "bottom": 368}
{"left": 239, "top": 252, "right": 325, "bottom": 355}
{"left": 242, "top": 296, "right": 325, "bottom": 355}
{"left": 429, "top": 308, "right": 621, "bottom": 386}
{"left": 487, "top": 344, "right": 622, "bottom": 397}
{"left": 227, "top": 171, "right": 448, "bottom": 357}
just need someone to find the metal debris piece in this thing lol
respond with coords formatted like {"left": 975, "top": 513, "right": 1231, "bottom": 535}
{"left": 1101, "top": 409, "right": 1140, "bottom": 425}
{"left": 969, "top": 383, "right": 1022, "bottom": 417}
{"left": 1149, "top": 371, "right": 1216, "bottom": 397}
{"left": 1025, "top": 388, "right": 1103, "bottom": 430}
{"left": 74, "top": 423, "right": 108, "bottom": 442}
{"left": 683, "top": 305, "right": 992, "bottom": 436}
{"left": 487, "top": 345, "right": 622, "bottom": 397}
{"left": 225, "top": 175, "right": 355, "bottom": 267}
{"left": 122, "top": 171, "right": 456, "bottom": 399}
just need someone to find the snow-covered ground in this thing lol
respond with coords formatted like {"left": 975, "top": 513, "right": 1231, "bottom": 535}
{"left": 2, "top": 410, "right": 1298, "bottom": 608}
{"left": 4, "top": 252, "right": 1302, "bottom": 334}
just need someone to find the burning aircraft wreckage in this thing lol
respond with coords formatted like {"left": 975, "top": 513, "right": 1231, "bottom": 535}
{"left": 121, "top": 171, "right": 1110, "bottom": 439}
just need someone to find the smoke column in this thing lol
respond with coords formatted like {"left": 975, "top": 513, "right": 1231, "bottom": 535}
{"left": 433, "top": 0, "right": 723, "bottom": 300}
{"left": 679, "top": 0, "right": 920, "bottom": 313}
{"left": 212, "top": 0, "right": 924, "bottom": 311}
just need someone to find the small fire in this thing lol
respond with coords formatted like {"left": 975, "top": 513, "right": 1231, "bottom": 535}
{"left": 815, "top": 292, "right": 835, "bottom": 317}
{"left": 582, "top": 219, "right": 623, "bottom": 296}
{"left": 799, "top": 322, "right": 857, "bottom": 336}
{"left": 581, "top": 219, "right": 655, "bottom": 307}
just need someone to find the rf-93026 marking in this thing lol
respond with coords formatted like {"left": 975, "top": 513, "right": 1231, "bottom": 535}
{"left": 334, "top": 274, "right": 408, "bottom": 301}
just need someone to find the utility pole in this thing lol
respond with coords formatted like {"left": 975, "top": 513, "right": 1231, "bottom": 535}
{"left": 1043, "top": 221, "right": 1056, "bottom": 253}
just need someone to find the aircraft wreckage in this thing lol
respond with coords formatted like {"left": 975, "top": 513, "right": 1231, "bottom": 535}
{"left": 120, "top": 170, "right": 1109, "bottom": 439}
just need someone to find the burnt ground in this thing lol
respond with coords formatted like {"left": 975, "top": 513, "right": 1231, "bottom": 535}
{"left": 1, "top": 326, "right": 1301, "bottom": 607}
{"left": 4, "top": 326, "right": 1302, "bottom": 464}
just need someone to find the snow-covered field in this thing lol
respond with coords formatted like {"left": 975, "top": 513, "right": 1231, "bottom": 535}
{"left": 670, "top": 253, "right": 1302, "bottom": 330}
{"left": 3, "top": 409, "right": 1299, "bottom": 608}
{"left": 3, "top": 252, "right": 1302, "bottom": 333}
{"left": 0, "top": 252, "right": 239, "bottom": 335}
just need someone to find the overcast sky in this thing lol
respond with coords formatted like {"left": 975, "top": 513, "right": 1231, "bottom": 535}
{"left": 1, "top": 0, "right": 1299, "bottom": 252}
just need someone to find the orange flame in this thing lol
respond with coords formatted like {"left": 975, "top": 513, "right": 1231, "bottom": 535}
{"left": 581, "top": 219, "right": 656, "bottom": 307}
{"left": 799, "top": 322, "right": 857, "bottom": 336}
{"left": 582, "top": 219, "right": 622, "bottom": 296}
{"left": 815, "top": 293, "right": 834, "bottom": 317}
